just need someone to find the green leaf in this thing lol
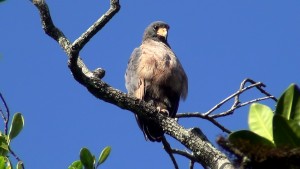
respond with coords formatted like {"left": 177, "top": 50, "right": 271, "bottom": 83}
{"left": 273, "top": 115, "right": 300, "bottom": 148}
{"left": 276, "top": 84, "right": 300, "bottom": 121}
{"left": 5, "top": 158, "right": 11, "bottom": 169}
{"left": 0, "top": 135, "right": 9, "bottom": 156}
{"left": 248, "top": 103, "right": 274, "bottom": 142}
{"left": 16, "top": 161, "right": 24, "bottom": 169}
{"left": 8, "top": 113, "right": 24, "bottom": 140}
{"left": 80, "top": 148, "right": 94, "bottom": 169}
{"left": 0, "top": 157, "right": 11, "bottom": 169}
{"left": 229, "top": 130, "right": 275, "bottom": 148}
{"left": 98, "top": 146, "right": 111, "bottom": 166}
{"left": 68, "top": 160, "right": 83, "bottom": 169}
{"left": 0, "top": 156, "right": 6, "bottom": 169}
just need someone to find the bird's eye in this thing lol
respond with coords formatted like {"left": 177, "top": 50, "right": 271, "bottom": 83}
{"left": 153, "top": 25, "right": 158, "bottom": 30}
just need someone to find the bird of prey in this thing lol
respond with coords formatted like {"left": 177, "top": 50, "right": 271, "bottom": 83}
{"left": 125, "top": 21, "right": 188, "bottom": 142}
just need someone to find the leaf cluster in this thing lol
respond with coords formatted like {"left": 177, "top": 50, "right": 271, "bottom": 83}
{"left": 227, "top": 84, "right": 300, "bottom": 168}
{"left": 69, "top": 146, "right": 111, "bottom": 169}
{"left": 0, "top": 113, "right": 24, "bottom": 169}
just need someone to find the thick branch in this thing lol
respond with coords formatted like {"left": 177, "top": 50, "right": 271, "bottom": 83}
{"left": 32, "top": 0, "right": 234, "bottom": 168}
{"left": 68, "top": 53, "right": 233, "bottom": 168}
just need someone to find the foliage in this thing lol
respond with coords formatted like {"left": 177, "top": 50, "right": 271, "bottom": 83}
{"left": 227, "top": 84, "right": 300, "bottom": 168}
{"left": 69, "top": 146, "right": 111, "bottom": 169}
{"left": 8, "top": 113, "right": 24, "bottom": 141}
{"left": 0, "top": 93, "right": 112, "bottom": 169}
{"left": 0, "top": 113, "right": 25, "bottom": 169}
{"left": 229, "top": 84, "right": 300, "bottom": 148}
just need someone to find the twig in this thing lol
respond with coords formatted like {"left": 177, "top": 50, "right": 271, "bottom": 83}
{"left": 211, "top": 96, "right": 274, "bottom": 118}
{"left": 177, "top": 79, "right": 276, "bottom": 133}
{"left": 176, "top": 113, "right": 231, "bottom": 133}
{"left": 203, "top": 81, "right": 265, "bottom": 116}
{"left": 0, "top": 93, "right": 9, "bottom": 135}
{"left": 8, "top": 147, "right": 25, "bottom": 169}
{"left": 171, "top": 149, "right": 197, "bottom": 161}
{"left": 189, "top": 160, "right": 195, "bottom": 169}
{"left": 205, "top": 117, "right": 231, "bottom": 133}
{"left": 161, "top": 136, "right": 179, "bottom": 169}
{"left": 241, "top": 79, "right": 277, "bottom": 102}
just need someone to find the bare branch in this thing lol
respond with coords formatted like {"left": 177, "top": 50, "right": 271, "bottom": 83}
{"left": 204, "top": 117, "right": 231, "bottom": 133}
{"left": 161, "top": 136, "right": 179, "bottom": 169}
{"left": 211, "top": 96, "right": 274, "bottom": 118}
{"left": 0, "top": 93, "right": 9, "bottom": 135}
{"left": 32, "top": 0, "right": 70, "bottom": 50}
{"left": 8, "top": 147, "right": 25, "bottom": 169}
{"left": 189, "top": 160, "right": 195, "bottom": 169}
{"left": 171, "top": 149, "right": 196, "bottom": 161}
{"left": 241, "top": 79, "right": 277, "bottom": 102}
{"left": 176, "top": 113, "right": 232, "bottom": 133}
{"left": 177, "top": 79, "right": 277, "bottom": 133}
{"left": 203, "top": 80, "right": 269, "bottom": 116}
{"left": 72, "top": 0, "right": 120, "bottom": 52}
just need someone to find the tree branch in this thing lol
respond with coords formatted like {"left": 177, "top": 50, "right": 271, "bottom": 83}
{"left": 176, "top": 79, "right": 277, "bottom": 133}
{"left": 203, "top": 80, "right": 275, "bottom": 117}
{"left": 171, "top": 149, "right": 196, "bottom": 161}
{"left": 32, "top": 0, "right": 234, "bottom": 168}
{"left": 72, "top": 0, "right": 120, "bottom": 52}
{"left": 161, "top": 136, "right": 179, "bottom": 169}
{"left": 0, "top": 93, "right": 9, "bottom": 135}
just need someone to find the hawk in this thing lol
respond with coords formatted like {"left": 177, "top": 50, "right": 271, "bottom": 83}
{"left": 125, "top": 21, "right": 188, "bottom": 142}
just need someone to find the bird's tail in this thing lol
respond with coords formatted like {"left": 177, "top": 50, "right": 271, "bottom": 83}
{"left": 135, "top": 114, "right": 163, "bottom": 142}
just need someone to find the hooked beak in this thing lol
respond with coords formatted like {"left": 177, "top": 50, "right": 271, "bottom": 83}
{"left": 157, "top": 27, "right": 168, "bottom": 39}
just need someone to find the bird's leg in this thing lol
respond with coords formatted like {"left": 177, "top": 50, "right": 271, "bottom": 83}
{"left": 157, "top": 106, "right": 169, "bottom": 116}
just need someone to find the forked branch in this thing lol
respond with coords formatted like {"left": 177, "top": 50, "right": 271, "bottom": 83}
{"left": 176, "top": 79, "right": 277, "bottom": 133}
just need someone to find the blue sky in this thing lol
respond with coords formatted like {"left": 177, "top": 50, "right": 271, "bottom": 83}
{"left": 1, "top": 0, "right": 300, "bottom": 169}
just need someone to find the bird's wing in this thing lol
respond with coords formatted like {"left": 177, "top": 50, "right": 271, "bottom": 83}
{"left": 176, "top": 59, "right": 188, "bottom": 100}
{"left": 125, "top": 47, "right": 145, "bottom": 99}
{"left": 126, "top": 47, "right": 157, "bottom": 140}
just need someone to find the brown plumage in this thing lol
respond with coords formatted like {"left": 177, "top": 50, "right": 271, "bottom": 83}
{"left": 125, "top": 21, "right": 188, "bottom": 142}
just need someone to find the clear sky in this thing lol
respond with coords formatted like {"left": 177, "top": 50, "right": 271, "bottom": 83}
{"left": 1, "top": 0, "right": 300, "bottom": 169}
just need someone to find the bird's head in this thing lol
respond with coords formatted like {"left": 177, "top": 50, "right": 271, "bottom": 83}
{"left": 143, "top": 21, "right": 170, "bottom": 45}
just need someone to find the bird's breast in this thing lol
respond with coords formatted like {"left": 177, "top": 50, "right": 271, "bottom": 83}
{"left": 138, "top": 41, "right": 183, "bottom": 90}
